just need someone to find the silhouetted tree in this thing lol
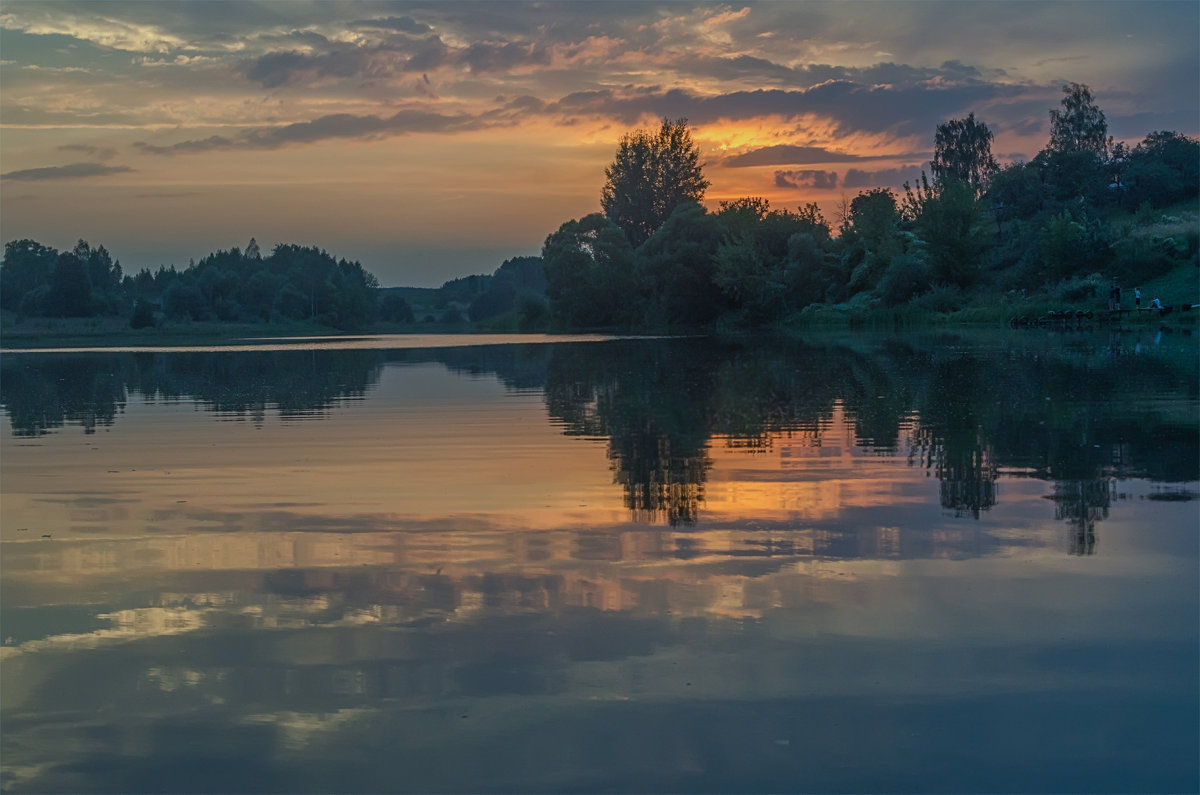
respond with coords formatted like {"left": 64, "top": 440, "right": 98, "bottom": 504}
{"left": 634, "top": 201, "right": 726, "bottom": 326}
{"left": 1, "top": 239, "right": 58, "bottom": 312}
{"left": 542, "top": 213, "right": 635, "bottom": 327}
{"left": 903, "top": 173, "right": 986, "bottom": 287}
{"left": 932, "top": 113, "right": 999, "bottom": 195}
{"left": 841, "top": 188, "right": 902, "bottom": 293}
{"left": 1048, "top": 82, "right": 1109, "bottom": 157}
{"left": 1124, "top": 130, "right": 1200, "bottom": 208}
{"left": 379, "top": 292, "right": 416, "bottom": 323}
{"left": 46, "top": 252, "right": 92, "bottom": 317}
{"left": 601, "top": 118, "right": 709, "bottom": 247}
{"left": 985, "top": 161, "right": 1045, "bottom": 222}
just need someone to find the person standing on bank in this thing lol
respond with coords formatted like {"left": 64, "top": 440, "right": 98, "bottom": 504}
{"left": 1135, "top": 287, "right": 1142, "bottom": 309}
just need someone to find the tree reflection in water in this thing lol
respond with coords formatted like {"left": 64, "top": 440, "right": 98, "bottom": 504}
{"left": 2, "top": 331, "right": 1196, "bottom": 543}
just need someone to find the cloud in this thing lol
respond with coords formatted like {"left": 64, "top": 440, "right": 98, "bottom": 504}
{"left": 133, "top": 136, "right": 235, "bottom": 156}
{"left": 725, "top": 145, "right": 867, "bottom": 167}
{"left": 133, "top": 110, "right": 492, "bottom": 155}
{"left": 843, "top": 165, "right": 926, "bottom": 190}
{"left": 350, "top": 16, "right": 433, "bottom": 35}
{"left": 543, "top": 81, "right": 1023, "bottom": 137}
{"left": 1, "top": 162, "right": 133, "bottom": 181}
{"left": 243, "top": 47, "right": 405, "bottom": 88}
{"left": 241, "top": 34, "right": 558, "bottom": 88}
{"left": 57, "top": 144, "right": 118, "bottom": 161}
{"left": 703, "top": 6, "right": 752, "bottom": 26}
{"left": 404, "top": 36, "right": 452, "bottom": 72}
{"left": 246, "top": 110, "right": 487, "bottom": 147}
{"left": 460, "top": 40, "right": 550, "bottom": 73}
{"left": 775, "top": 169, "right": 838, "bottom": 190}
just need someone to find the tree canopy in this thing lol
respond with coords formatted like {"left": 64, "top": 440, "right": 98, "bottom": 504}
{"left": 931, "top": 112, "right": 999, "bottom": 194}
{"left": 1049, "top": 82, "right": 1110, "bottom": 157}
{"left": 600, "top": 118, "right": 709, "bottom": 247}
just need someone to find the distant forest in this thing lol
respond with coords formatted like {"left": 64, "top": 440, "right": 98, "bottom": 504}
{"left": 1, "top": 239, "right": 384, "bottom": 331}
{"left": 2, "top": 82, "right": 1197, "bottom": 332}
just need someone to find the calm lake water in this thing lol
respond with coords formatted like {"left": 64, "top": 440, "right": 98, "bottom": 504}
{"left": 2, "top": 330, "right": 1197, "bottom": 794}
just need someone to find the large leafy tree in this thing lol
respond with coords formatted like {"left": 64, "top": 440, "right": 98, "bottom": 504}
{"left": 931, "top": 113, "right": 999, "bottom": 195}
{"left": 601, "top": 118, "right": 709, "bottom": 247}
{"left": 634, "top": 201, "right": 726, "bottom": 327}
{"left": 903, "top": 173, "right": 986, "bottom": 287}
{"left": 840, "top": 188, "right": 904, "bottom": 295}
{"left": 1123, "top": 130, "right": 1200, "bottom": 208}
{"left": 542, "top": 213, "right": 636, "bottom": 327}
{"left": 1048, "top": 82, "right": 1109, "bottom": 156}
{"left": 1, "top": 239, "right": 58, "bottom": 312}
{"left": 46, "top": 252, "right": 93, "bottom": 317}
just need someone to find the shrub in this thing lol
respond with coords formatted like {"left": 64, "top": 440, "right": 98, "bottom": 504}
{"left": 877, "top": 253, "right": 931, "bottom": 307}
{"left": 909, "top": 284, "right": 963, "bottom": 314}
{"left": 130, "top": 300, "right": 157, "bottom": 329}
{"left": 517, "top": 293, "right": 549, "bottom": 331}
{"left": 1055, "top": 273, "right": 1105, "bottom": 303}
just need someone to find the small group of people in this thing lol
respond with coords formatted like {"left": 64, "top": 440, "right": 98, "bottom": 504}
{"left": 1110, "top": 281, "right": 1163, "bottom": 312}
{"left": 1135, "top": 286, "right": 1164, "bottom": 310}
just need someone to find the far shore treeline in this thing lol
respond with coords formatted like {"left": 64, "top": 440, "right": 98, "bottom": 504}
{"left": 3, "top": 83, "right": 1197, "bottom": 333}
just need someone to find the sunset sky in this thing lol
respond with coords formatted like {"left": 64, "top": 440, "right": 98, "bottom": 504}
{"left": 1, "top": 1, "right": 1197, "bottom": 287}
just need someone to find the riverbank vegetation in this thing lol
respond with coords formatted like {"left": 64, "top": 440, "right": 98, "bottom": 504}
{"left": 537, "top": 84, "right": 1198, "bottom": 330}
{"left": 2, "top": 83, "right": 1196, "bottom": 340}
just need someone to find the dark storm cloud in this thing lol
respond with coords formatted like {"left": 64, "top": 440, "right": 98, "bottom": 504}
{"left": 1, "top": 162, "right": 133, "bottom": 180}
{"left": 843, "top": 165, "right": 926, "bottom": 190}
{"left": 774, "top": 170, "right": 838, "bottom": 190}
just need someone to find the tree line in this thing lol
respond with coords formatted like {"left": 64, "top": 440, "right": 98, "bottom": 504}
{"left": 541, "top": 84, "right": 1199, "bottom": 328}
{"left": 1, "top": 237, "right": 384, "bottom": 330}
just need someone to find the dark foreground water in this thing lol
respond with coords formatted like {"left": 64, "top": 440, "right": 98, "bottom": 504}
{"left": 2, "top": 329, "right": 1197, "bottom": 794}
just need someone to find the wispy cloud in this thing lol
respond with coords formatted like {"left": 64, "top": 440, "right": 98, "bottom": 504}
{"left": 350, "top": 16, "right": 433, "bottom": 35}
{"left": 132, "top": 136, "right": 235, "bottom": 156}
{"left": 1, "top": 162, "right": 133, "bottom": 181}
{"left": 133, "top": 110, "right": 495, "bottom": 155}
